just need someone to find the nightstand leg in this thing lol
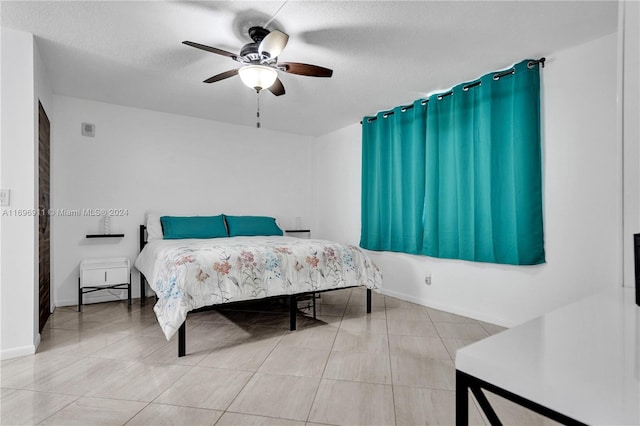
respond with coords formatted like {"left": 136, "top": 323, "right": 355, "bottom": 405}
{"left": 78, "top": 277, "right": 82, "bottom": 312}
{"left": 128, "top": 273, "right": 132, "bottom": 306}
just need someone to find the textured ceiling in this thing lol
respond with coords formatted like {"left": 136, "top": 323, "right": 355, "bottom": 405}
{"left": 1, "top": 1, "right": 618, "bottom": 136}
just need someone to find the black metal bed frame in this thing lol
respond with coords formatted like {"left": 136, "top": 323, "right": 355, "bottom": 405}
{"left": 634, "top": 233, "right": 640, "bottom": 306}
{"left": 138, "top": 225, "right": 372, "bottom": 357}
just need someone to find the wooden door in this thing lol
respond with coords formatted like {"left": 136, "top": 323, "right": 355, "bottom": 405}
{"left": 38, "top": 101, "right": 50, "bottom": 332}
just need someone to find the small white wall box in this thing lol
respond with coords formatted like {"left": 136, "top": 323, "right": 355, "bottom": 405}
{"left": 285, "top": 229, "right": 311, "bottom": 239}
{"left": 0, "top": 189, "right": 9, "bottom": 206}
{"left": 78, "top": 257, "right": 130, "bottom": 311}
{"left": 81, "top": 122, "right": 95, "bottom": 137}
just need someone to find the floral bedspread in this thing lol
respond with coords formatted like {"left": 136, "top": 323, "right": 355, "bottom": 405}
{"left": 135, "top": 236, "right": 382, "bottom": 339}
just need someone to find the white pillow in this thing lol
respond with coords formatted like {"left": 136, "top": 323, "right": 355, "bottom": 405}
{"left": 145, "top": 212, "right": 164, "bottom": 241}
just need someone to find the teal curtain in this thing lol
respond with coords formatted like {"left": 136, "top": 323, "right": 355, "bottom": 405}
{"left": 361, "top": 100, "right": 426, "bottom": 254}
{"left": 361, "top": 59, "right": 545, "bottom": 265}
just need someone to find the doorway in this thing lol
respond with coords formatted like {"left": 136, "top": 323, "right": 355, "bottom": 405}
{"left": 38, "top": 101, "right": 50, "bottom": 332}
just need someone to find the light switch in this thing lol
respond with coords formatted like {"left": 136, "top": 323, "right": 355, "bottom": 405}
{"left": 0, "top": 189, "right": 10, "bottom": 206}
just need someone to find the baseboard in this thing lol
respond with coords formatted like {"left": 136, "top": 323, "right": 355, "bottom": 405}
{"left": 1, "top": 342, "right": 37, "bottom": 360}
{"left": 55, "top": 291, "right": 155, "bottom": 308}
{"left": 56, "top": 292, "right": 131, "bottom": 308}
{"left": 379, "top": 287, "right": 517, "bottom": 328}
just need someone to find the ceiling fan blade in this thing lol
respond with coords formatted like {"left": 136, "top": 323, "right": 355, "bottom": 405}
{"left": 259, "top": 30, "right": 289, "bottom": 60}
{"left": 279, "top": 62, "right": 333, "bottom": 78}
{"left": 183, "top": 41, "right": 237, "bottom": 60}
{"left": 203, "top": 69, "right": 239, "bottom": 83}
{"left": 268, "top": 77, "right": 286, "bottom": 96}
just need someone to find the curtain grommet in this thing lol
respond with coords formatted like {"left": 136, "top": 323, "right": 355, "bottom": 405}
{"left": 463, "top": 81, "right": 481, "bottom": 91}
{"left": 493, "top": 68, "right": 515, "bottom": 80}
{"left": 437, "top": 91, "right": 453, "bottom": 101}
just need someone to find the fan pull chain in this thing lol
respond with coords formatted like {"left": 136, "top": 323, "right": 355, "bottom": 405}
{"left": 256, "top": 90, "right": 261, "bottom": 128}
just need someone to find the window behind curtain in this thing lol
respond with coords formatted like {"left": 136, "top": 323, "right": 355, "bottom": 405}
{"left": 361, "top": 59, "right": 545, "bottom": 266}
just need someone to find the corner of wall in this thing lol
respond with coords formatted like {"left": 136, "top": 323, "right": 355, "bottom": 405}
{"left": 621, "top": 0, "right": 640, "bottom": 288}
{"left": 0, "top": 28, "right": 43, "bottom": 359}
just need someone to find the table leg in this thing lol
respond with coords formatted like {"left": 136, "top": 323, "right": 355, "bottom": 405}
{"left": 456, "top": 370, "right": 470, "bottom": 426}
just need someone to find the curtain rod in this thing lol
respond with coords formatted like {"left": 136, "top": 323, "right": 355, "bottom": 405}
{"left": 361, "top": 57, "right": 546, "bottom": 124}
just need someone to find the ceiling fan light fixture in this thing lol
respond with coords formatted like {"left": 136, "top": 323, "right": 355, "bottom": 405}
{"left": 239, "top": 65, "right": 278, "bottom": 91}
{"left": 259, "top": 30, "right": 289, "bottom": 60}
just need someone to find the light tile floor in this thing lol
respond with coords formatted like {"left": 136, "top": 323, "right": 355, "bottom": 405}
{"left": 1, "top": 288, "right": 558, "bottom": 425}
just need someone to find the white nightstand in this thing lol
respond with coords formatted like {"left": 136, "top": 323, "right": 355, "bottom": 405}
{"left": 78, "top": 257, "right": 131, "bottom": 312}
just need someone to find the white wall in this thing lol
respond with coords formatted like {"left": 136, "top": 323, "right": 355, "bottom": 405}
{"left": 0, "top": 28, "right": 53, "bottom": 359}
{"left": 35, "top": 39, "right": 54, "bottom": 314}
{"left": 51, "top": 96, "right": 314, "bottom": 307}
{"left": 312, "top": 123, "right": 362, "bottom": 244}
{"left": 312, "top": 33, "right": 621, "bottom": 327}
{"left": 621, "top": 0, "right": 640, "bottom": 288}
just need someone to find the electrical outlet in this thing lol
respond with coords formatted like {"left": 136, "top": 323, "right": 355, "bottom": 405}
{"left": 424, "top": 274, "right": 431, "bottom": 285}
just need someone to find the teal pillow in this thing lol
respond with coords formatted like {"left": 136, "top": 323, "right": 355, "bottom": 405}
{"left": 225, "top": 215, "right": 283, "bottom": 237}
{"left": 161, "top": 215, "right": 228, "bottom": 239}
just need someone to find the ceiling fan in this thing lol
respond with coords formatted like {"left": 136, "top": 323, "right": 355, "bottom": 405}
{"left": 183, "top": 26, "right": 333, "bottom": 96}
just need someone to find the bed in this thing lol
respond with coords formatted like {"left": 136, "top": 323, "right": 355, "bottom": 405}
{"left": 135, "top": 217, "right": 382, "bottom": 357}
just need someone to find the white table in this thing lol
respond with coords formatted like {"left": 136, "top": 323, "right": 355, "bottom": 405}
{"left": 456, "top": 287, "right": 640, "bottom": 425}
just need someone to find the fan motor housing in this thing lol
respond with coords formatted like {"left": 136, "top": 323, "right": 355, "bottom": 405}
{"left": 240, "top": 42, "right": 261, "bottom": 62}
{"left": 248, "top": 26, "right": 269, "bottom": 43}
{"left": 240, "top": 26, "right": 270, "bottom": 62}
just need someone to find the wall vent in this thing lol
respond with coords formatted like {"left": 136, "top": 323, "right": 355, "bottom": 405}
{"left": 81, "top": 122, "right": 95, "bottom": 137}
